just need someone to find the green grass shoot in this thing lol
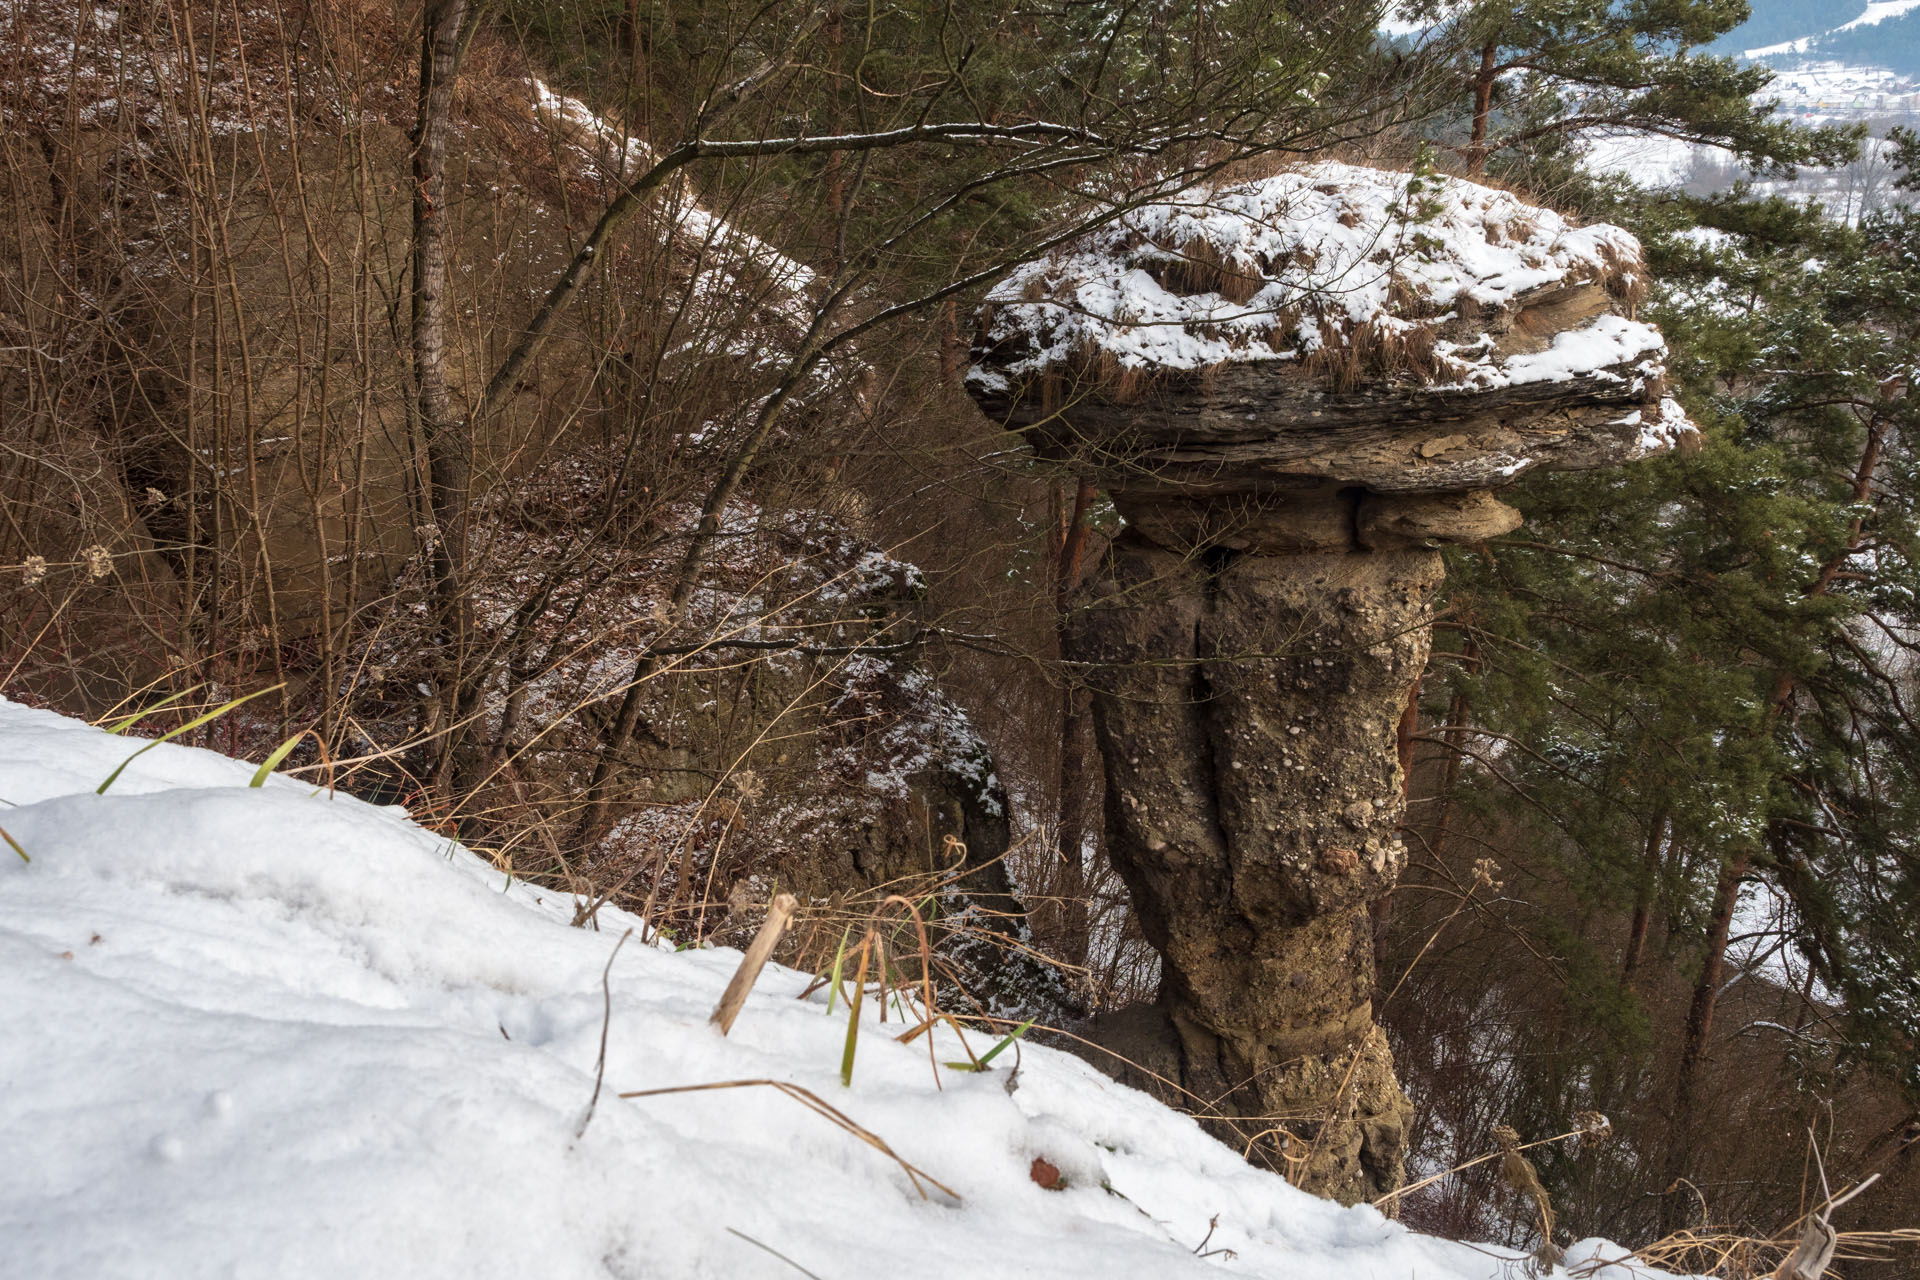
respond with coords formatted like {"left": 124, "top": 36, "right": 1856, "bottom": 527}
{"left": 100, "top": 684, "right": 204, "bottom": 735}
{"left": 945, "top": 1019, "right": 1032, "bottom": 1072}
{"left": 248, "top": 729, "right": 309, "bottom": 787}
{"left": 1, "top": 825, "right": 27, "bottom": 864}
{"left": 96, "top": 684, "right": 285, "bottom": 795}
{"left": 840, "top": 939, "right": 870, "bottom": 1088}
{"left": 825, "top": 925, "right": 852, "bottom": 1015}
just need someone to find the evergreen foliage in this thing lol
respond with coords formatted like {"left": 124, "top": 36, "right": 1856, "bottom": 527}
{"left": 1401, "top": 0, "right": 1857, "bottom": 178}
{"left": 1397, "top": 114, "right": 1920, "bottom": 1250}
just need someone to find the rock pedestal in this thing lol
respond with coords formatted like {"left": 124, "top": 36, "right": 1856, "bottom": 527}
{"left": 1077, "top": 525, "right": 1437, "bottom": 1198}
{"left": 967, "top": 162, "right": 1694, "bottom": 1201}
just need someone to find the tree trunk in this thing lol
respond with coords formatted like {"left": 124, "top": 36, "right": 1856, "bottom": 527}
{"left": 938, "top": 299, "right": 962, "bottom": 391}
{"left": 411, "top": 0, "right": 475, "bottom": 796}
{"left": 1466, "top": 40, "right": 1499, "bottom": 178}
{"left": 1660, "top": 852, "right": 1745, "bottom": 1234}
{"left": 1621, "top": 810, "right": 1668, "bottom": 988}
{"left": 1052, "top": 479, "right": 1099, "bottom": 970}
{"left": 1053, "top": 688, "right": 1092, "bottom": 968}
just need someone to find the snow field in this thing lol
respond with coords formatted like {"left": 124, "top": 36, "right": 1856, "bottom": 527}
{"left": 0, "top": 699, "right": 1657, "bottom": 1279}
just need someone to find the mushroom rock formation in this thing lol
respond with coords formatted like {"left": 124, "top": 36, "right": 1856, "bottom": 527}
{"left": 967, "top": 163, "right": 1695, "bottom": 1203}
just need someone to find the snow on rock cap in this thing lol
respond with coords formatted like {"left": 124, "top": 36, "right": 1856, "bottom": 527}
{"left": 967, "top": 161, "right": 1696, "bottom": 513}
{"left": 974, "top": 161, "right": 1649, "bottom": 387}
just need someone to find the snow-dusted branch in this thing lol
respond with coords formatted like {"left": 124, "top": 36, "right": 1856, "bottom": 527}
{"left": 476, "top": 118, "right": 1128, "bottom": 423}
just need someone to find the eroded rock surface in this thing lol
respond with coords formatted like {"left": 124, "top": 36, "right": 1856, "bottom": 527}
{"left": 969, "top": 161, "right": 1694, "bottom": 1202}
{"left": 1074, "top": 530, "right": 1437, "bottom": 1200}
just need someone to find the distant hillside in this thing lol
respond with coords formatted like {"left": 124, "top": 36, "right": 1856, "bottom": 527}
{"left": 1802, "top": 9, "right": 1920, "bottom": 74}
{"left": 1711, "top": 0, "right": 1920, "bottom": 78}
{"left": 1708, "top": 0, "right": 1853, "bottom": 54}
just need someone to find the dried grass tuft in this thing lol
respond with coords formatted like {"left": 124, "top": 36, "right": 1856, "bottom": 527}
{"left": 1304, "top": 319, "right": 1444, "bottom": 392}
{"left": 1148, "top": 235, "right": 1266, "bottom": 304}
{"left": 1591, "top": 239, "right": 1649, "bottom": 312}
{"left": 1602, "top": 1224, "right": 1920, "bottom": 1280}
{"left": 1493, "top": 1123, "right": 1563, "bottom": 1276}
{"left": 1265, "top": 307, "right": 1305, "bottom": 351}
{"left": 785, "top": 839, "right": 1068, "bottom": 1075}
{"left": 1044, "top": 346, "right": 1167, "bottom": 407}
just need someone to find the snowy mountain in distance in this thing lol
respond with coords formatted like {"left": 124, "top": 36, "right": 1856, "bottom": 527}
{"left": 1383, "top": 2, "right": 1920, "bottom": 83}
{"left": 1714, "top": 0, "right": 1920, "bottom": 79}
{"left": 1580, "top": 0, "right": 1918, "bottom": 210}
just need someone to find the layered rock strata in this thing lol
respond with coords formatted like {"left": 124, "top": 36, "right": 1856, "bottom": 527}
{"left": 969, "top": 162, "right": 1693, "bottom": 1201}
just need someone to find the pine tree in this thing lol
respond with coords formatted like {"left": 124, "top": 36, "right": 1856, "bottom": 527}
{"left": 1397, "top": 165, "right": 1920, "bottom": 1244}
{"left": 1400, "top": 0, "right": 1855, "bottom": 179}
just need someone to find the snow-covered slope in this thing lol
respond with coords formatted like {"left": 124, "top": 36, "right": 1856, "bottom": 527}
{"left": 0, "top": 699, "right": 1652, "bottom": 1279}
{"left": 1745, "top": 2, "right": 1920, "bottom": 58}
{"left": 1724, "top": 0, "right": 1920, "bottom": 80}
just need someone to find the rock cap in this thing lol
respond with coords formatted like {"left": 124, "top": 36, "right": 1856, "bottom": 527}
{"left": 968, "top": 161, "right": 1695, "bottom": 508}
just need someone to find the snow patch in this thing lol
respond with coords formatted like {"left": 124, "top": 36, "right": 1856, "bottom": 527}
{"left": 1580, "top": 133, "right": 1718, "bottom": 189}
{"left": 525, "top": 78, "right": 817, "bottom": 305}
{"left": 973, "top": 162, "right": 1649, "bottom": 392}
{"left": 0, "top": 698, "right": 1664, "bottom": 1278}
{"left": 1451, "top": 313, "right": 1665, "bottom": 391}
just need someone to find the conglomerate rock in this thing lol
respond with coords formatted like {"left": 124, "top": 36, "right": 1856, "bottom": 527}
{"left": 969, "top": 161, "right": 1694, "bottom": 1201}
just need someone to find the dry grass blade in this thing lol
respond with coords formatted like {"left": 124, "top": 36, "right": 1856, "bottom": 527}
{"left": 724, "top": 1227, "right": 825, "bottom": 1279}
{"left": 619, "top": 1078, "right": 961, "bottom": 1202}
{"left": 1596, "top": 1221, "right": 1920, "bottom": 1280}
{"left": 879, "top": 893, "right": 943, "bottom": 1086}
{"left": 575, "top": 928, "right": 633, "bottom": 1140}
{"left": 1580, "top": 1230, "right": 1758, "bottom": 1279}
{"left": 711, "top": 893, "right": 798, "bottom": 1035}
{"left": 984, "top": 1018, "right": 1229, "bottom": 1119}
{"left": 1831, "top": 1227, "right": 1920, "bottom": 1262}
{"left": 1374, "top": 1123, "right": 1592, "bottom": 1208}
{"left": 896, "top": 1011, "right": 984, "bottom": 1072}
